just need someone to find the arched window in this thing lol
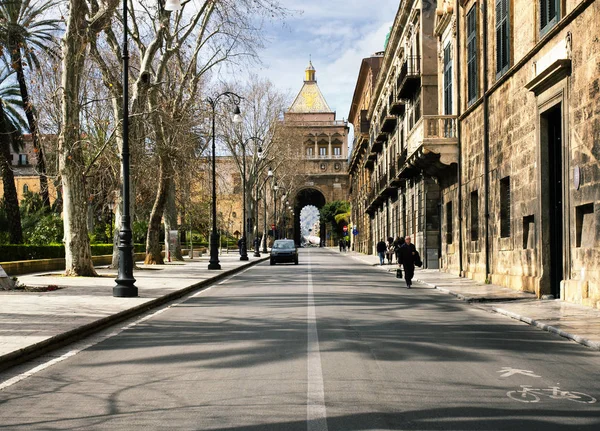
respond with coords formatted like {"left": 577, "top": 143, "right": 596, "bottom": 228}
{"left": 23, "top": 184, "right": 29, "bottom": 193}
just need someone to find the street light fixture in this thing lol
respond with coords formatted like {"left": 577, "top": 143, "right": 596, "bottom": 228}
{"left": 273, "top": 181, "right": 278, "bottom": 240}
{"left": 253, "top": 146, "right": 265, "bottom": 257}
{"left": 263, "top": 167, "right": 273, "bottom": 253}
{"left": 114, "top": 0, "right": 181, "bottom": 297}
{"left": 238, "top": 135, "right": 262, "bottom": 261}
{"left": 206, "top": 91, "right": 243, "bottom": 270}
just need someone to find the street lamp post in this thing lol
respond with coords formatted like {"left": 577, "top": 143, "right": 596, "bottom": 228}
{"left": 253, "top": 147, "right": 265, "bottom": 257}
{"left": 263, "top": 167, "right": 273, "bottom": 253}
{"left": 206, "top": 92, "right": 242, "bottom": 270}
{"left": 273, "top": 182, "right": 278, "bottom": 240}
{"left": 114, "top": 0, "right": 181, "bottom": 297}
{"left": 238, "top": 136, "right": 264, "bottom": 261}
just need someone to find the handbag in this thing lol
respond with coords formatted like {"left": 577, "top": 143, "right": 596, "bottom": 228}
{"left": 396, "top": 268, "right": 403, "bottom": 278}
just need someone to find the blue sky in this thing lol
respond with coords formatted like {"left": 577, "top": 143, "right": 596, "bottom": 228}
{"left": 255, "top": 1, "right": 400, "bottom": 121}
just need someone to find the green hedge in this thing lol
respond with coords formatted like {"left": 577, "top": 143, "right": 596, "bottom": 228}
{"left": 0, "top": 244, "right": 145, "bottom": 262}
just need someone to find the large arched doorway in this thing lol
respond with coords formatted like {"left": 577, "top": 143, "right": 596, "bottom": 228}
{"left": 293, "top": 188, "right": 326, "bottom": 245}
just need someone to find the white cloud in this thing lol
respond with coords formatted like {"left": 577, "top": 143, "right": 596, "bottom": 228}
{"left": 251, "top": 1, "right": 399, "bottom": 119}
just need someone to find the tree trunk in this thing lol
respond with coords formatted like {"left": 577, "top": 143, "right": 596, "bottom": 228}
{"left": 9, "top": 46, "right": 50, "bottom": 208}
{"left": 59, "top": 0, "right": 97, "bottom": 277}
{"left": 164, "top": 180, "right": 183, "bottom": 261}
{"left": 0, "top": 137, "right": 23, "bottom": 244}
{"left": 144, "top": 154, "right": 171, "bottom": 264}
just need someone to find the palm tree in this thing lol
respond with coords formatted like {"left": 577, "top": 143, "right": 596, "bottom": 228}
{"left": 0, "top": 66, "right": 26, "bottom": 243}
{"left": 1, "top": 0, "right": 61, "bottom": 208}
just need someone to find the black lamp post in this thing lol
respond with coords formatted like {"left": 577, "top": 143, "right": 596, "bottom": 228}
{"left": 238, "top": 135, "right": 262, "bottom": 261}
{"left": 262, "top": 169, "right": 271, "bottom": 253}
{"left": 273, "top": 182, "right": 278, "bottom": 240}
{"left": 253, "top": 146, "right": 265, "bottom": 257}
{"left": 114, "top": 0, "right": 181, "bottom": 297}
{"left": 206, "top": 92, "right": 242, "bottom": 270}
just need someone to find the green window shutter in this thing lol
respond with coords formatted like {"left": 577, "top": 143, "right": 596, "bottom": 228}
{"left": 496, "top": 0, "right": 510, "bottom": 76}
{"left": 467, "top": 5, "right": 478, "bottom": 105}
{"left": 444, "top": 44, "right": 452, "bottom": 114}
{"left": 540, "top": 0, "right": 560, "bottom": 36}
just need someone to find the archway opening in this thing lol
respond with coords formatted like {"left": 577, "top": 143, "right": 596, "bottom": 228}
{"left": 294, "top": 188, "right": 326, "bottom": 245}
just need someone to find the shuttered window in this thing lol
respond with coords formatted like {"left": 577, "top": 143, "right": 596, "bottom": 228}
{"left": 496, "top": 0, "right": 510, "bottom": 76}
{"left": 540, "top": 0, "right": 560, "bottom": 36}
{"left": 500, "top": 176, "right": 511, "bottom": 238}
{"left": 443, "top": 43, "right": 453, "bottom": 115}
{"left": 466, "top": 5, "right": 478, "bottom": 106}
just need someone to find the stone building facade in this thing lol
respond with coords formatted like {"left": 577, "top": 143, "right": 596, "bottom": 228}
{"left": 284, "top": 62, "right": 350, "bottom": 245}
{"left": 349, "top": 0, "right": 600, "bottom": 308}
{"left": 430, "top": 0, "right": 600, "bottom": 307}
{"left": 348, "top": 53, "right": 383, "bottom": 254}
{"left": 349, "top": 0, "right": 445, "bottom": 265}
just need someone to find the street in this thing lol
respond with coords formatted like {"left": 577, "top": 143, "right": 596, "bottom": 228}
{"left": 1, "top": 248, "right": 599, "bottom": 430}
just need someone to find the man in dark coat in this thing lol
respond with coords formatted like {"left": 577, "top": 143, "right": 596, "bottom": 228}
{"left": 393, "top": 235, "right": 404, "bottom": 264}
{"left": 398, "top": 235, "right": 417, "bottom": 288}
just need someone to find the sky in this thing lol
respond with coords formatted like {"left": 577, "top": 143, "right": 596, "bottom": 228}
{"left": 253, "top": 1, "right": 400, "bottom": 122}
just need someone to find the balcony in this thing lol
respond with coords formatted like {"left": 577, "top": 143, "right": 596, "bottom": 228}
{"left": 399, "top": 115, "right": 459, "bottom": 178}
{"left": 397, "top": 55, "right": 421, "bottom": 99}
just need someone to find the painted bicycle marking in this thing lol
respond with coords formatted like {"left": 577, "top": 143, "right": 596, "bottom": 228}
{"left": 507, "top": 385, "right": 597, "bottom": 404}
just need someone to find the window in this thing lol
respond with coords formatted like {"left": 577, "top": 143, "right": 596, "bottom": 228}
{"left": 446, "top": 201, "right": 453, "bottom": 244}
{"left": 470, "top": 190, "right": 479, "bottom": 241}
{"left": 540, "top": 0, "right": 560, "bottom": 36}
{"left": 307, "top": 147, "right": 314, "bottom": 156}
{"left": 319, "top": 147, "right": 326, "bottom": 156}
{"left": 443, "top": 43, "right": 453, "bottom": 114}
{"left": 496, "top": 0, "right": 510, "bottom": 76}
{"left": 333, "top": 147, "right": 341, "bottom": 156}
{"left": 18, "top": 154, "right": 28, "bottom": 165}
{"left": 23, "top": 184, "right": 29, "bottom": 193}
{"left": 500, "top": 176, "right": 511, "bottom": 237}
{"left": 466, "top": 5, "right": 478, "bottom": 106}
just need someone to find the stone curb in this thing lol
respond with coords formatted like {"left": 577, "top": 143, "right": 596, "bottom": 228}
{"left": 0, "top": 257, "right": 269, "bottom": 373}
{"left": 420, "top": 280, "right": 600, "bottom": 351}
{"left": 489, "top": 306, "right": 600, "bottom": 351}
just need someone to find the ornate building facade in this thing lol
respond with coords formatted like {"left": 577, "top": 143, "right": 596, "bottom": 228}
{"left": 284, "top": 62, "right": 350, "bottom": 245}
{"left": 348, "top": 53, "right": 383, "bottom": 253}
{"left": 349, "top": 0, "right": 600, "bottom": 308}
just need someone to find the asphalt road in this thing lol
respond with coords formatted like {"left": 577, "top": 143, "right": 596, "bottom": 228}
{"left": 1, "top": 248, "right": 599, "bottom": 430}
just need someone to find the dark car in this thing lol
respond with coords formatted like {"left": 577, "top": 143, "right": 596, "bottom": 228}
{"left": 270, "top": 239, "right": 298, "bottom": 265}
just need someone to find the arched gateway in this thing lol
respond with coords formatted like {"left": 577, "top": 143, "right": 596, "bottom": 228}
{"left": 283, "top": 61, "right": 350, "bottom": 244}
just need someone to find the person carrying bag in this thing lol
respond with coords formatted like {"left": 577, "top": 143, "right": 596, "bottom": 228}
{"left": 397, "top": 235, "right": 420, "bottom": 288}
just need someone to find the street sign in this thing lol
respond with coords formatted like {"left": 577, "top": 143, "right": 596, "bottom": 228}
{"left": 343, "top": 225, "right": 348, "bottom": 232}
{"left": 353, "top": 228, "right": 358, "bottom": 235}
{"left": 271, "top": 224, "right": 275, "bottom": 230}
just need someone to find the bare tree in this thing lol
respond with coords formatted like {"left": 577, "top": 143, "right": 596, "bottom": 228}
{"left": 58, "top": 0, "right": 118, "bottom": 276}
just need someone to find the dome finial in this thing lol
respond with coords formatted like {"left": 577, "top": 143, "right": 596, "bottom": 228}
{"left": 305, "top": 57, "right": 316, "bottom": 82}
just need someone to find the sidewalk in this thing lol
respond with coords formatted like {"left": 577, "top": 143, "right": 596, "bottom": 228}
{"left": 344, "top": 249, "right": 600, "bottom": 351}
{"left": 0, "top": 253, "right": 268, "bottom": 372}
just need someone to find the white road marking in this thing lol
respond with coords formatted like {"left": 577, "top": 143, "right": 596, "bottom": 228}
{"left": 307, "top": 251, "right": 328, "bottom": 431}
{"left": 497, "top": 367, "right": 541, "bottom": 378}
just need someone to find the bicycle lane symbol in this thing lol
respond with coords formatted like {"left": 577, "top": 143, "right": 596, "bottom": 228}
{"left": 497, "top": 368, "right": 597, "bottom": 404}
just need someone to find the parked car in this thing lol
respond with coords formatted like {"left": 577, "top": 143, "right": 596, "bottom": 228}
{"left": 270, "top": 239, "right": 298, "bottom": 265}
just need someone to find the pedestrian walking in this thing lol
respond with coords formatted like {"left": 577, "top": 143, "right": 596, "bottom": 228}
{"left": 386, "top": 237, "right": 395, "bottom": 265}
{"left": 397, "top": 235, "right": 422, "bottom": 288}
{"left": 376, "top": 239, "right": 387, "bottom": 265}
{"left": 393, "top": 235, "right": 404, "bottom": 264}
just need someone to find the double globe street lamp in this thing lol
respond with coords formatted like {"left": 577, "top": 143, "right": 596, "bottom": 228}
{"left": 114, "top": 0, "right": 182, "bottom": 297}
{"left": 206, "top": 93, "right": 243, "bottom": 269}
{"left": 237, "top": 135, "right": 264, "bottom": 261}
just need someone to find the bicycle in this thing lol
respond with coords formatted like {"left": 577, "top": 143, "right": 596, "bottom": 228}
{"left": 507, "top": 385, "right": 597, "bottom": 403}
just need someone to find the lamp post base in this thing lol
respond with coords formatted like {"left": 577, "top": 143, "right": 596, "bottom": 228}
{"left": 113, "top": 284, "right": 138, "bottom": 297}
{"left": 208, "top": 231, "right": 221, "bottom": 270}
{"left": 240, "top": 237, "right": 249, "bottom": 261}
